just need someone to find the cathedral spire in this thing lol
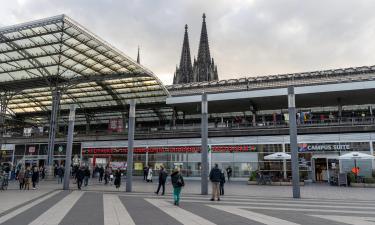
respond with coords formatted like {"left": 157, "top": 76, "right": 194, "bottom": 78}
{"left": 136, "top": 46, "right": 140, "bottom": 64}
{"left": 173, "top": 24, "right": 193, "bottom": 84}
{"left": 193, "top": 13, "right": 218, "bottom": 82}
{"left": 197, "top": 13, "right": 211, "bottom": 65}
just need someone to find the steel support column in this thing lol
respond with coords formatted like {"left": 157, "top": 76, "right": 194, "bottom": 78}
{"left": 201, "top": 92, "right": 209, "bottom": 195}
{"left": 47, "top": 90, "right": 61, "bottom": 167}
{"left": 288, "top": 86, "right": 300, "bottom": 198}
{"left": 0, "top": 92, "right": 9, "bottom": 136}
{"left": 63, "top": 105, "right": 76, "bottom": 190}
{"left": 126, "top": 99, "right": 136, "bottom": 192}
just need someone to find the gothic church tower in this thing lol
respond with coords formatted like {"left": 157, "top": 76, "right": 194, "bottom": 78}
{"left": 192, "top": 13, "right": 218, "bottom": 82}
{"left": 174, "top": 13, "right": 218, "bottom": 84}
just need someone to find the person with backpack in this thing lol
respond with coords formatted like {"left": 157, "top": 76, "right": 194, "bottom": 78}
{"left": 24, "top": 167, "right": 32, "bottom": 190}
{"left": 171, "top": 167, "right": 184, "bottom": 206}
{"left": 155, "top": 165, "right": 168, "bottom": 195}
{"left": 57, "top": 165, "right": 64, "bottom": 184}
{"left": 209, "top": 164, "right": 222, "bottom": 201}
{"left": 220, "top": 170, "right": 226, "bottom": 196}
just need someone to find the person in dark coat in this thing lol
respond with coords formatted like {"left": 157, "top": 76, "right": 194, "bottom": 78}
{"left": 155, "top": 165, "right": 168, "bottom": 195}
{"left": 99, "top": 166, "right": 104, "bottom": 183}
{"left": 143, "top": 166, "right": 148, "bottom": 181}
{"left": 114, "top": 170, "right": 121, "bottom": 189}
{"left": 76, "top": 167, "right": 85, "bottom": 190}
{"left": 171, "top": 168, "right": 184, "bottom": 206}
{"left": 226, "top": 166, "right": 232, "bottom": 182}
{"left": 220, "top": 170, "right": 226, "bottom": 195}
{"left": 84, "top": 166, "right": 90, "bottom": 187}
{"left": 209, "top": 164, "right": 222, "bottom": 201}
{"left": 31, "top": 167, "right": 39, "bottom": 190}
{"left": 57, "top": 165, "right": 64, "bottom": 184}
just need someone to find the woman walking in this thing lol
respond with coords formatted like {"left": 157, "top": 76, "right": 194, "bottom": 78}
{"left": 24, "top": 167, "right": 32, "bottom": 190}
{"left": 171, "top": 168, "right": 184, "bottom": 206}
{"left": 17, "top": 169, "right": 25, "bottom": 190}
{"left": 146, "top": 167, "right": 153, "bottom": 182}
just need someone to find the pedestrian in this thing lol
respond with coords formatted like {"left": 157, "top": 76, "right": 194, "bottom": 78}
{"left": 99, "top": 166, "right": 104, "bottom": 183}
{"left": 17, "top": 169, "right": 25, "bottom": 190}
{"left": 220, "top": 170, "right": 225, "bottom": 196}
{"left": 53, "top": 165, "right": 58, "bottom": 178}
{"left": 32, "top": 167, "right": 39, "bottom": 190}
{"left": 114, "top": 170, "right": 121, "bottom": 189}
{"left": 146, "top": 167, "right": 153, "bottom": 182}
{"left": 155, "top": 165, "right": 168, "bottom": 195}
{"left": 226, "top": 166, "right": 232, "bottom": 182}
{"left": 40, "top": 166, "right": 45, "bottom": 180}
{"left": 104, "top": 166, "right": 110, "bottom": 185}
{"left": 209, "top": 164, "right": 222, "bottom": 201}
{"left": 76, "top": 166, "right": 85, "bottom": 190}
{"left": 143, "top": 166, "right": 148, "bottom": 181}
{"left": 171, "top": 168, "right": 184, "bottom": 206}
{"left": 24, "top": 167, "right": 32, "bottom": 190}
{"left": 84, "top": 166, "right": 90, "bottom": 187}
{"left": 57, "top": 165, "right": 64, "bottom": 184}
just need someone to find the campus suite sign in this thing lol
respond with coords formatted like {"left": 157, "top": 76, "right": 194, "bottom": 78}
{"left": 298, "top": 143, "right": 350, "bottom": 152}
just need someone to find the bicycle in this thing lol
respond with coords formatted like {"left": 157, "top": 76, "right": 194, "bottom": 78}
{"left": 0, "top": 173, "right": 9, "bottom": 190}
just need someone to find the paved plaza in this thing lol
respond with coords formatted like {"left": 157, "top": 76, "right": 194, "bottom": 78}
{"left": 0, "top": 179, "right": 375, "bottom": 225}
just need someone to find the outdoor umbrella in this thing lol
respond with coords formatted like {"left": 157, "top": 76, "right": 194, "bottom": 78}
{"left": 264, "top": 152, "right": 291, "bottom": 182}
{"left": 339, "top": 152, "right": 374, "bottom": 179}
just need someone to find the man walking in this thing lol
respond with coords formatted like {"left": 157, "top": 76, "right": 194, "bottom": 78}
{"left": 226, "top": 166, "right": 232, "bottom": 182}
{"left": 57, "top": 165, "right": 64, "bottom": 184}
{"left": 155, "top": 165, "right": 168, "bottom": 195}
{"left": 209, "top": 164, "right": 222, "bottom": 201}
{"left": 76, "top": 166, "right": 85, "bottom": 190}
{"left": 84, "top": 166, "right": 90, "bottom": 187}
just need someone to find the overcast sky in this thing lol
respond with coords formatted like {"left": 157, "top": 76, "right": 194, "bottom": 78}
{"left": 1, "top": 0, "right": 375, "bottom": 84}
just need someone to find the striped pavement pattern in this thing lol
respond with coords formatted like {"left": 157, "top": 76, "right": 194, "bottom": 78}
{"left": 0, "top": 191, "right": 374, "bottom": 225}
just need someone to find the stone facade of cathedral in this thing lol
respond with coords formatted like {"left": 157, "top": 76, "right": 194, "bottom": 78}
{"left": 173, "top": 14, "right": 218, "bottom": 84}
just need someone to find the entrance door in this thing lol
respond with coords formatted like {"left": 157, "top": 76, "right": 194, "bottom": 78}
{"left": 314, "top": 158, "right": 327, "bottom": 182}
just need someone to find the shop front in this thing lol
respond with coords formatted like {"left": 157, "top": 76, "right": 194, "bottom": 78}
{"left": 0, "top": 144, "right": 15, "bottom": 164}
{"left": 82, "top": 144, "right": 289, "bottom": 178}
{"left": 13, "top": 143, "right": 81, "bottom": 168}
{"left": 297, "top": 142, "right": 372, "bottom": 182}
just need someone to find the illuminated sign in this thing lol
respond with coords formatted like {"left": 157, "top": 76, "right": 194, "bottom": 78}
{"left": 82, "top": 145, "right": 257, "bottom": 155}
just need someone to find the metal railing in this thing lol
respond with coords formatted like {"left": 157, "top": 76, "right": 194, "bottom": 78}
{"left": 3, "top": 116, "right": 375, "bottom": 138}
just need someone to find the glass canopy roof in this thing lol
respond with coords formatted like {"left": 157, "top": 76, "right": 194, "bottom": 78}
{"left": 0, "top": 15, "right": 169, "bottom": 115}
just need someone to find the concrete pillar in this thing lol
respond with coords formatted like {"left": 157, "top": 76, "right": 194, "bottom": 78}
{"left": 201, "top": 92, "right": 209, "bottom": 195}
{"left": 282, "top": 143, "right": 287, "bottom": 180}
{"left": 288, "top": 86, "right": 300, "bottom": 198}
{"left": 370, "top": 140, "right": 374, "bottom": 170}
{"left": 63, "top": 105, "right": 76, "bottom": 190}
{"left": 126, "top": 99, "right": 136, "bottom": 192}
{"left": 47, "top": 90, "right": 61, "bottom": 167}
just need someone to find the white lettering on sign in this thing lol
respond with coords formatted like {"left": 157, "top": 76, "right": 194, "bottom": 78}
{"left": 299, "top": 144, "right": 351, "bottom": 152}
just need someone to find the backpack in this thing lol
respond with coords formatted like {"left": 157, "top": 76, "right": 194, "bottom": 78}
{"left": 176, "top": 175, "right": 184, "bottom": 187}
